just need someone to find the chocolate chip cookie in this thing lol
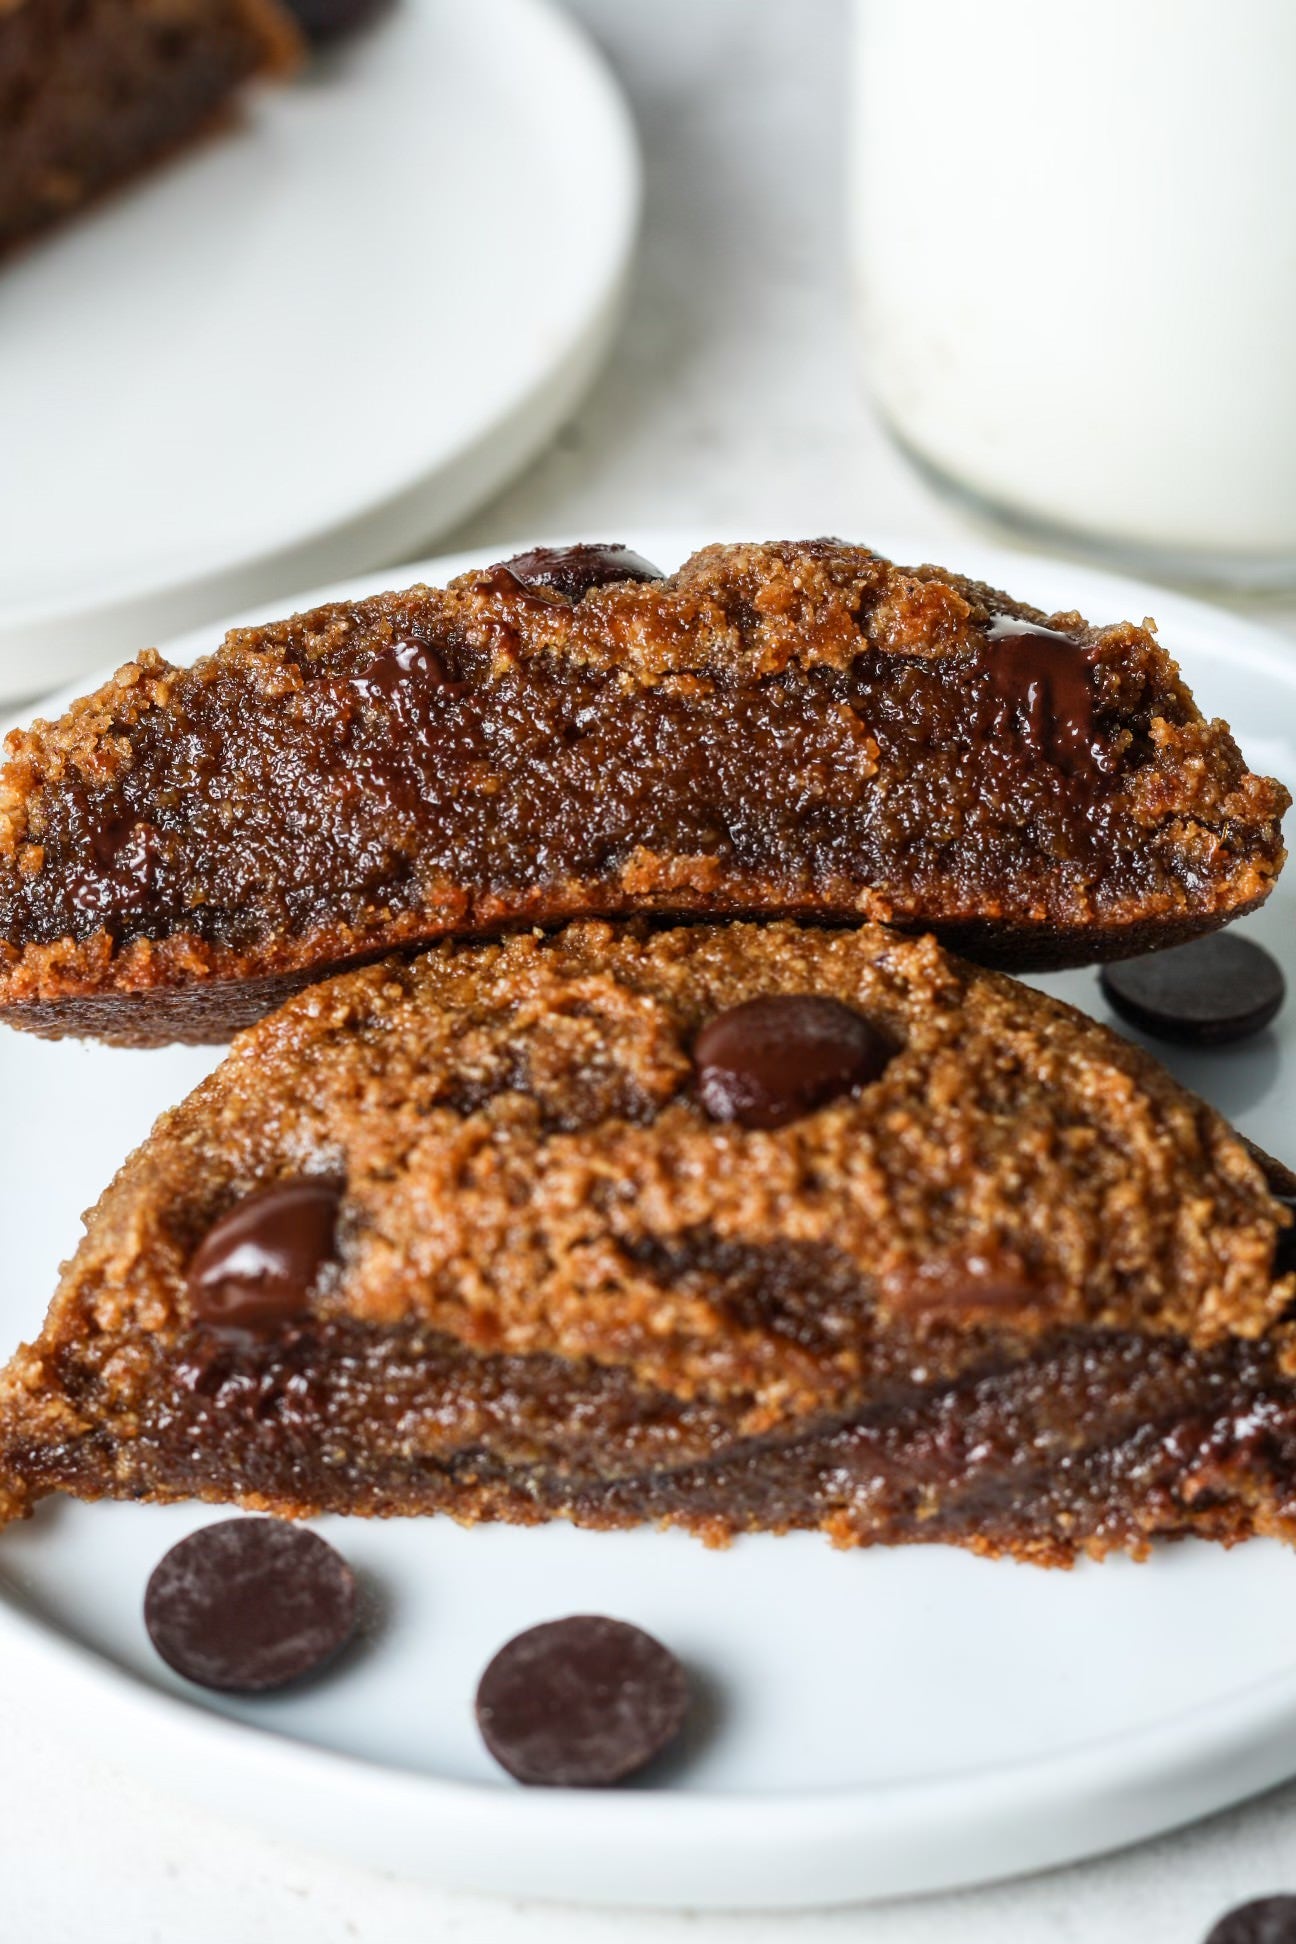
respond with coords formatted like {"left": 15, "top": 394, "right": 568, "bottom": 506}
{"left": 0, "top": 540, "right": 1285, "bottom": 1046}
{"left": 3, "top": 918, "right": 1295, "bottom": 1566}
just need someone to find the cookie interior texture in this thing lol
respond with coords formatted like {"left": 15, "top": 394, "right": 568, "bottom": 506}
{"left": 3, "top": 918, "right": 1295, "bottom": 1566}
{"left": 1, "top": 0, "right": 300, "bottom": 255}
{"left": 0, "top": 540, "right": 1286, "bottom": 1045}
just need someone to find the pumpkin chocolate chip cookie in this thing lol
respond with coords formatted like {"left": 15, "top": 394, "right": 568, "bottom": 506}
{"left": 0, "top": 540, "right": 1284, "bottom": 1045}
{"left": 3, "top": 918, "right": 1294, "bottom": 1566}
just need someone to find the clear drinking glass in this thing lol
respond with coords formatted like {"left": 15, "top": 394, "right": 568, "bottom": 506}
{"left": 850, "top": 0, "right": 1296, "bottom": 586}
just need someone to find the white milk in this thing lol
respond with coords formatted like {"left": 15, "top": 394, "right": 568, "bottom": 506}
{"left": 850, "top": 0, "right": 1296, "bottom": 580}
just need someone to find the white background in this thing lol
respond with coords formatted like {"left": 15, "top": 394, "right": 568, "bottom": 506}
{"left": 10, "top": 3, "right": 1296, "bottom": 1938}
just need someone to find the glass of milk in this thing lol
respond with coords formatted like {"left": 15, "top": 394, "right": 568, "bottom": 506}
{"left": 850, "top": 0, "right": 1296, "bottom": 585}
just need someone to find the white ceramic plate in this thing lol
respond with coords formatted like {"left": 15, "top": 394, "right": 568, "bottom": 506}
{"left": 0, "top": 0, "right": 638, "bottom": 704}
{"left": 1, "top": 532, "right": 1295, "bottom": 1911}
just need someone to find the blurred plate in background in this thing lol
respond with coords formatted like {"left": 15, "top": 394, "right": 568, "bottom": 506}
{"left": 0, "top": 0, "right": 638, "bottom": 704}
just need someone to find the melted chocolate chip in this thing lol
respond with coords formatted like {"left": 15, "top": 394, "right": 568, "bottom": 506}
{"left": 1100, "top": 934, "right": 1285, "bottom": 1045}
{"left": 497, "top": 544, "right": 665, "bottom": 602}
{"left": 694, "top": 994, "right": 894, "bottom": 1129}
{"left": 1205, "top": 1898, "right": 1296, "bottom": 1944}
{"left": 187, "top": 1178, "right": 341, "bottom": 1333}
{"left": 144, "top": 1518, "right": 357, "bottom": 1692}
{"left": 352, "top": 638, "right": 447, "bottom": 705}
{"left": 68, "top": 816, "right": 159, "bottom": 917}
{"left": 979, "top": 614, "right": 1103, "bottom": 781}
{"left": 475, "top": 1615, "right": 690, "bottom": 1786}
{"left": 351, "top": 641, "right": 454, "bottom": 730}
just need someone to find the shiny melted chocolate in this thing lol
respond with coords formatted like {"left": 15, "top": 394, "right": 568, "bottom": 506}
{"left": 978, "top": 615, "right": 1104, "bottom": 783}
{"left": 187, "top": 1178, "right": 341, "bottom": 1334}
{"left": 352, "top": 638, "right": 446, "bottom": 705}
{"left": 67, "top": 814, "right": 159, "bottom": 918}
{"left": 497, "top": 543, "right": 665, "bottom": 602}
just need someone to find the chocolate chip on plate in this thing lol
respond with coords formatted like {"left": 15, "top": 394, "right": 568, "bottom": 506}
{"left": 475, "top": 1615, "right": 690, "bottom": 1787}
{"left": 1100, "top": 934, "right": 1285, "bottom": 1046}
{"left": 499, "top": 543, "right": 665, "bottom": 602}
{"left": 144, "top": 1519, "right": 357, "bottom": 1692}
{"left": 1205, "top": 1897, "right": 1296, "bottom": 1944}
{"left": 694, "top": 994, "right": 895, "bottom": 1129}
{"left": 187, "top": 1177, "right": 341, "bottom": 1333}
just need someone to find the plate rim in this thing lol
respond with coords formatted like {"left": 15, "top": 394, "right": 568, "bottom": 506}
{"left": 3, "top": 526, "right": 1296, "bottom": 1908}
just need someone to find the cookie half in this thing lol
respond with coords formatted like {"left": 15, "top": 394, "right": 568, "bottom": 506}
{"left": 2, "top": 918, "right": 1294, "bottom": 1565}
{"left": 0, "top": 539, "right": 1285, "bottom": 1044}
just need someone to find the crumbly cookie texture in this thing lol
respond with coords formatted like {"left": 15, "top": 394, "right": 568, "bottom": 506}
{"left": 0, "top": 539, "right": 1286, "bottom": 1045}
{"left": 2, "top": 918, "right": 1295, "bottom": 1564}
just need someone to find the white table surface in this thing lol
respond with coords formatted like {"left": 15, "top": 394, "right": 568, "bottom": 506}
{"left": 11, "top": 3, "right": 1296, "bottom": 1938}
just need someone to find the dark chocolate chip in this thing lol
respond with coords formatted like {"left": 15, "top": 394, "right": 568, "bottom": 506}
{"left": 187, "top": 1177, "right": 341, "bottom": 1333}
{"left": 498, "top": 544, "right": 665, "bottom": 602}
{"left": 1100, "top": 934, "right": 1285, "bottom": 1045}
{"left": 352, "top": 638, "right": 447, "bottom": 705}
{"left": 694, "top": 994, "right": 894, "bottom": 1130}
{"left": 144, "top": 1518, "right": 357, "bottom": 1692}
{"left": 279, "top": 0, "right": 390, "bottom": 42}
{"left": 350, "top": 637, "right": 460, "bottom": 728}
{"left": 979, "top": 614, "right": 1104, "bottom": 782}
{"left": 1205, "top": 1897, "right": 1296, "bottom": 1944}
{"left": 68, "top": 815, "right": 160, "bottom": 917}
{"left": 475, "top": 1615, "right": 690, "bottom": 1787}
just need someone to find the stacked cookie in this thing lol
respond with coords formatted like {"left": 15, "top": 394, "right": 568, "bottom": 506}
{"left": 0, "top": 539, "right": 1292, "bottom": 1566}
